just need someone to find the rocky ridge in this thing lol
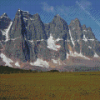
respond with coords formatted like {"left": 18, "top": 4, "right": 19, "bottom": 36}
{"left": 0, "top": 9, "right": 100, "bottom": 71}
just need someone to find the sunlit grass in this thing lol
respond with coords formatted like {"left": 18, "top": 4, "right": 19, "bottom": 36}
{"left": 0, "top": 72, "right": 100, "bottom": 100}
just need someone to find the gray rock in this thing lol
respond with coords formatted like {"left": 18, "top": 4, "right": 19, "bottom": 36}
{"left": 47, "top": 14, "right": 69, "bottom": 40}
{"left": 0, "top": 13, "right": 11, "bottom": 41}
{"left": 69, "top": 18, "right": 82, "bottom": 40}
{"left": 0, "top": 9, "right": 100, "bottom": 70}
{"left": 0, "top": 13, "right": 11, "bottom": 30}
{"left": 74, "top": 41, "right": 80, "bottom": 53}
{"left": 5, "top": 38, "right": 29, "bottom": 62}
{"left": 26, "top": 13, "right": 47, "bottom": 40}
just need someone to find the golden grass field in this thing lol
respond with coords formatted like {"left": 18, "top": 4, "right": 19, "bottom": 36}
{"left": 0, "top": 71, "right": 100, "bottom": 100}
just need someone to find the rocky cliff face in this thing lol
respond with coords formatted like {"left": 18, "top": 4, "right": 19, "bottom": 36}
{"left": 0, "top": 9, "right": 100, "bottom": 71}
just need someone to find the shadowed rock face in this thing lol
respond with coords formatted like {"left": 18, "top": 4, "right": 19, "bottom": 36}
{"left": 46, "top": 14, "right": 70, "bottom": 40}
{"left": 0, "top": 9, "right": 100, "bottom": 71}
{"left": 0, "top": 13, "right": 11, "bottom": 30}
{"left": 0, "top": 13, "right": 11, "bottom": 41}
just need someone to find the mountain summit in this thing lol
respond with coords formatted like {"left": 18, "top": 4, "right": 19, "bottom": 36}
{"left": 0, "top": 9, "right": 100, "bottom": 71}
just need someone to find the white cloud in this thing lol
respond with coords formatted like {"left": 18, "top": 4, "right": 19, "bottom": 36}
{"left": 41, "top": 2, "right": 85, "bottom": 20}
{"left": 40, "top": 1, "right": 98, "bottom": 25}
{"left": 40, "top": 1, "right": 100, "bottom": 41}
{"left": 76, "top": 0, "right": 92, "bottom": 10}
{"left": 76, "top": 1, "right": 100, "bottom": 27}
{"left": 41, "top": 2, "right": 55, "bottom": 12}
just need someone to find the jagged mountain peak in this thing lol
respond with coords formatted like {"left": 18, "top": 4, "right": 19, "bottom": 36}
{"left": 0, "top": 13, "right": 8, "bottom": 19}
{"left": 16, "top": 10, "right": 40, "bottom": 20}
{"left": 0, "top": 12, "right": 11, "bottom": 30}
{"left": 70, "top": 18, "right": 81, "bottom": 24}
{"left": 74, "top": 18, "right": 80, "bottom": 21}
{"left": 55, "top": 14, "right": 60, "bottom": 17}
{"left": 51, "top": 14, "right": 68, "bottom": 26}
{"left": 82, "top": 24, "right": 86, "bottom": 30}
{"left": 2, "top": 13, "right": 8, "bottom": 17}
{"left": 33, "top": 13, "right": 40, "bottom": 19}
{"left": 53, "top": 14, "right": 63, "bottom": 20}
{"left": 17, "top": 8, "right": 21, "bottom": 12}
{"left": 16, "top": 9, "right": 21, "bottom": 15}
{"left": 69, "top": 18, "right": 81, "bottom": 30}
{"left": 16, "top": 9, "right": 30, "bottom": 17}
{"left": 87, "top": 27, "right": 92, "bottom": 31}
{"left": 0, "top": 9, "right": 100, "bottom": 71}
{"left": 33, "top": 13, "right": 39, "bottom": 16}
{"left": 17, "top": 9, "right": 29, "bottom": 13}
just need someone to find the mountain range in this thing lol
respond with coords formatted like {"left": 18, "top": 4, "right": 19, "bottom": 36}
{"left": 0, "top": 9, "right": 100, "bottom": 71}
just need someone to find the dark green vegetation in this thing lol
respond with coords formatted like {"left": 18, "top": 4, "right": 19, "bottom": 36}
{"left": 75, "top": 66, "right": 100, "bottom": 72}
{"left": 0, "top": 65, "right": 35, "bottom": 74}
{"left": 1, "top": 65, "right": 100, "bottom": 74}
{"left": 0, "top": 65, "right": 60, "bottom": 74}
{"left": 47, "top": 69, "right": 59, "bottom": 72}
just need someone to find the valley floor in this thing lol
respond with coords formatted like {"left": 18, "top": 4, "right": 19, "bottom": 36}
{"left": 0, "top": 72, "right": 100, "bottom": 100}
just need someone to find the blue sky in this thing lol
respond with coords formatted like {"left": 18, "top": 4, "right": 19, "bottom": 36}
{"left": 0, "top": 0, "right": 100, "bottom": 41}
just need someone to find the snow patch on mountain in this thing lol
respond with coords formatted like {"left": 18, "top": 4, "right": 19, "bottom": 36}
{"left": 22, "top": 10, "right": 29, "bottom": 13}
{"left": 66, "top": 53, "right": 70, "bottom": 59}
{"left": 77, "top": 40, "right": 80, "bottom": 42}
{"left": 23, "top": 18, "right": 28, "bottom": 20}
{"left": 72, "top": 27, "right": 75, "bottom": 30}
{"left": 83, "top": 30, "right": 87, "bottom": 32}
{"left": 52, "top": 59, "right": 58, "bottom": 63}
{"left": 30, "top": 58, "right": 49, "bottom": 68}
{"left": 47, "top": 34, "right": 61, "bottom": 51}
{"left": 28, "top": 39, "right": 45, "bottom": 44}
{"left": 0, "top": 53, "right": 13, "bottom": 67}
{"left": 37, "top": 39, "right": 44, "bottom": 41}
{"left": 23, "top": 17, "right": 34, "bottom": 21}
{"left": 88, "top": 46, "right": 92, "bottom": 49}
{"left": 69, "top": 29, "right": 75, "bottom": 46}
{"left": 74, "top": 52, "right": 90, "bottom": 60}
{"left": 83, "top": 35, "right": 88, "bottom": 42}
{"left": 55, "top": 38, "right": 63, "bottom": 42}
{"left": 18, "top": 9, "right": 29, "bottom": 13}
{"left": 15, "top": 62, "right": 20, "bottom": 67}
{"left": 2, "top": 21, "right": 13, "bottom": 41}
{"left": 52, "top": 59, "right": 61, "bottom": 65}
{"left": 83, "top": 36, "right": 95, "bottom": 42}
{"left": 28, "top": 40, "right": 34, "bottom": 43}
{"left": 1, "top": 30, "right": 6, "bottom": 36}
{"left": 10, "top": 37, "right": 21, "bottom": 41}
{"left": 0, "top": 13, "right": 8, "bottom": 18}
{"left": 67, "top": 51, "right": 90, "bottom": 60}
{"left": 88, "top": 39, "right": 95, "bottom": 41}
{"left": 30, "top": 18, "right": 34, "bottom": 20}
{"left": 94, "top": 52, "right": 99, "bottom": 57}
{"left": 18, "top": 9, "right": 21, "bottom": 12}
{"left": 65, "top": 40, "right": 70, "bottom": 42}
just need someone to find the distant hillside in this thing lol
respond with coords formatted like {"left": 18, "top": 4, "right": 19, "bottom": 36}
{"left": 0, "top": 65, "right": 35, "bottom": 74}
{"left": 0, "top": 65, "right": 100, "bottom": 74}
{"left": 0, "top": 65, "right": 60, "bottom": 74}
{"left": 74, "top": 66, "right": 100, "bottom": 72}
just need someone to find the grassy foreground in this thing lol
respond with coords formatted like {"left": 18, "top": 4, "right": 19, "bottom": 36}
{"left": 0, "top": 72, "right": 100, "bottom": 100}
